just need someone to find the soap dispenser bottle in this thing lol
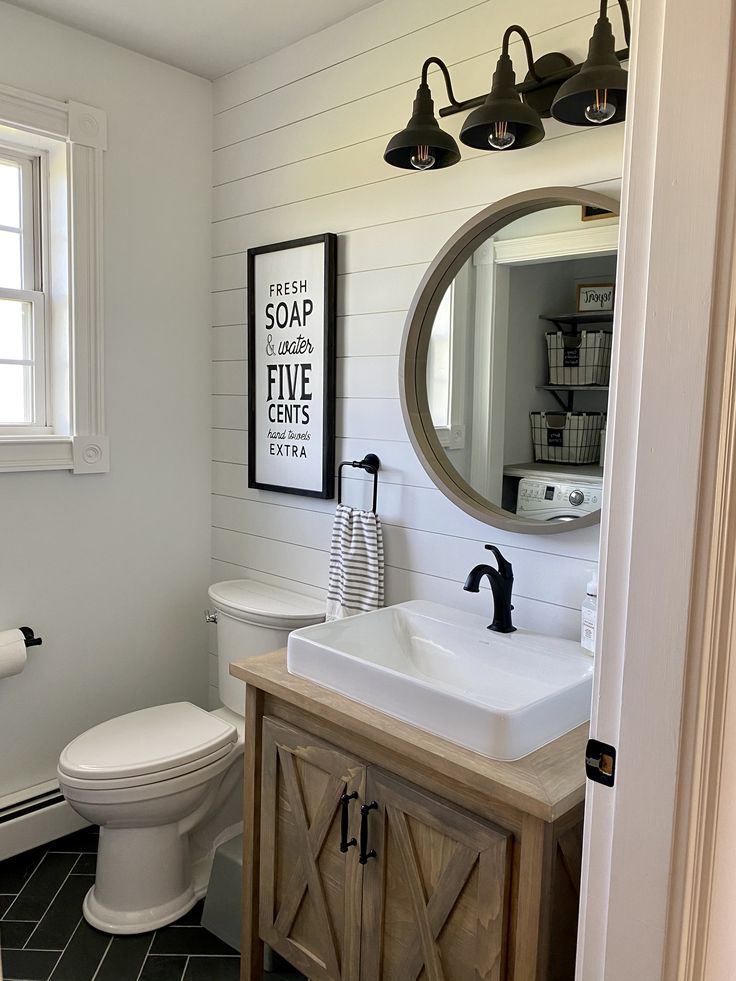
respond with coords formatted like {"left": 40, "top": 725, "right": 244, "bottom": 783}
{"left": 581, "top": 572, "right": 598, "bottom": 653}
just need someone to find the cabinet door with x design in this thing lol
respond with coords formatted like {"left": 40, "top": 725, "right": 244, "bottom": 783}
{"left": 259, "top": 720, "right": 512, "bottom": 981}
{"left": 259, "top": 718, "right": 366, "bottom": 981}
{"left": 359, "top": 769, "right": 512, "bottom": 981}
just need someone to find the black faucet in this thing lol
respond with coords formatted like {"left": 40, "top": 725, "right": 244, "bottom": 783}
{"left": 463, "top": 545, "right": 516, "bottom": 633}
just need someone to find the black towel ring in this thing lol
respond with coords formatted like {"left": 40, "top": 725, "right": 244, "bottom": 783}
{"left": 337, "top": 454, "right": 380, "bottom": 513}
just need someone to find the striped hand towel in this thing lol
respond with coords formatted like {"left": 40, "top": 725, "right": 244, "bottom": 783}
{"left": 326, "top": 504, "right": 385, "bottom": 621}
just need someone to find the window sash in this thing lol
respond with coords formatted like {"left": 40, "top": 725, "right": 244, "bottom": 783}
{"left": 0, "top": 147, "right": 41, "bottom": 292}
{"left": 0, "top": 286, "right": 48, "bottom": 432}
{"left": 0, "top": 146, "right": 46, "bottom": 432}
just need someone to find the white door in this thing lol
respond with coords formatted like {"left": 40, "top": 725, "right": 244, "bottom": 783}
{"left": 577, "top": 0, "right": 736, "bottom": 978}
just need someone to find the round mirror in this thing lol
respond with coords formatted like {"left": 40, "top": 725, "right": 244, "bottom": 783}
{"left": 400, "top": 186, "right": 619, "bottom": 534}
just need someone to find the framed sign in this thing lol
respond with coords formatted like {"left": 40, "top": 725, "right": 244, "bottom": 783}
{"left": 247, "top": 233, "right": 337, "bottom": 498}
{"left": 581, "top": 204, "right": 617, "bottom": 222}
{"left": 576, "top": 281, "right": 615, "bottom": 313}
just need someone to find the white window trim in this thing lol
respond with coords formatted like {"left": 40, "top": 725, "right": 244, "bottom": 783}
{"left": 0, "top": 83, "right": 108, "bottom": 474}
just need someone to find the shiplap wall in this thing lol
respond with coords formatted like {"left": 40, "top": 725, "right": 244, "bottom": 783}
{"left": 209, "top": 0, "right": 625, "bottom": 705}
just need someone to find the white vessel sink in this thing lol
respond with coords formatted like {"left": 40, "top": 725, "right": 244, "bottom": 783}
{"left": 287, "top": 601, "right": 593, "bottom": 761}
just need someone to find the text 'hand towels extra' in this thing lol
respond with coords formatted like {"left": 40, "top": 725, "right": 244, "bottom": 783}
{"left": 326, "top": 504, "right": 385, "bottom": 621}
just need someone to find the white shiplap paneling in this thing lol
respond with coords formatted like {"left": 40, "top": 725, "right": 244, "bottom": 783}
{"left": 210, "top": 0, "right": 623, "bottom": 641}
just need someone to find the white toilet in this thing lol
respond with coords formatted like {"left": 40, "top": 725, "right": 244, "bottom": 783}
{"left": 57, "top": 579, "right": 324, "bottom": 934}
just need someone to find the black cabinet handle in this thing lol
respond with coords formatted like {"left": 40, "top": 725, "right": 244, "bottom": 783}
{"left": 359, "top": 801, "right": 378, "bottom": 864}
{"left": 339, "top": 792, "right": 358, "bottom": 853}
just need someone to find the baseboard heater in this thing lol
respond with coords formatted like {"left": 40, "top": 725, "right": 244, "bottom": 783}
{"left": 0, "top": 781, "right": 88, "bottom": 860}
{"left": 0, "top": 785, "right": 65, "bottom": 824}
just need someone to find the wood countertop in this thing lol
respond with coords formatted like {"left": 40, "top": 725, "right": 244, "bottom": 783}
{"left": 230, "top": 649, "right": 588, "bottom": 823}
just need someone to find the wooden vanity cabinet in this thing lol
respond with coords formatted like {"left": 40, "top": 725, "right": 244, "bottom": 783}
{"left": 235, "top": 652, "right": 587, "bottom": 981}
{"left": 259, "top": 716, "right": 511, "bottom": 981}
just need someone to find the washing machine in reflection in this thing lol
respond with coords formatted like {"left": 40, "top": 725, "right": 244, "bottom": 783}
{"left": 516, "top": 476, "right": 603, "bottom": 522}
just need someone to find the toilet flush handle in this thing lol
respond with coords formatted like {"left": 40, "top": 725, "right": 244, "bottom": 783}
{"left": 205, "top": 609, "right": 218, "bottom": 624}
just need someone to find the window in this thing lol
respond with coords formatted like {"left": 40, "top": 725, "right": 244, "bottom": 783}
{"left": 0, "top": 148, "right": 47, "bottom": 433}
{"left": 426, "top": 276, "right": 468, "bottom": 450}
{"left": 0, "top": 87, "right": 108, "bottom": 473}
{"left": 427, "top": 283, "right": 453, "bottom": 430}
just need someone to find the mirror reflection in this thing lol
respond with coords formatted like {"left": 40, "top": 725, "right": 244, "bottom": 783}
{"left": 425, "top": 204, "right": 618, "bottom": 525}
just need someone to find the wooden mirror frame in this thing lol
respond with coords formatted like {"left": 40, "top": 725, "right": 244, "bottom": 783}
{"left": 399, "top": 185, "right": 620, "bottom": 535}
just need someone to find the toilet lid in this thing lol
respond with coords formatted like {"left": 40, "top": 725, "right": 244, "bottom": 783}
{"left": 58, "top": 702, "right": 237, "bottom": 782}
{"left": 208, "top": 579, "right": 325, "bottom": 628}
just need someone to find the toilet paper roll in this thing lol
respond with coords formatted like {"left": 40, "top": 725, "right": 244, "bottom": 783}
{"left": 0, "top": 629, "right": 27, "bottom": 680}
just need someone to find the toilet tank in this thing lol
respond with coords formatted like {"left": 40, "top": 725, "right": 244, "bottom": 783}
{"left": 208, "top": 579, "right": 325, "bottom": 714}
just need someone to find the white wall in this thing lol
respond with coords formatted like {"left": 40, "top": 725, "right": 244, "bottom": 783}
{"left": 209, "top": 0, "right": 626, "bottom": 701}
{"left": 0, "top": 4, "right": 212, "bottom": 798}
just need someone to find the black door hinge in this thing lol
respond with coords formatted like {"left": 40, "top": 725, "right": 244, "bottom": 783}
{"left": 585, "top": 739, "right": 616, "bottom": 787}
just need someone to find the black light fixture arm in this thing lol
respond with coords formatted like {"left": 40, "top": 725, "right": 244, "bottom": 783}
{"left": 602, "top": 0, "right": 632, "bottom": 47}
{"left": 420, "top": 57, "right": 462, "bottom": 109}
{"left": 501, "top": 25, "right": 542, "bottom": 83}
{"left": 437, "top": 0, "right": 630, "bottom": 119}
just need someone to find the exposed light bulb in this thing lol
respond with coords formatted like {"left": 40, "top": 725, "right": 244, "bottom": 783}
{"left": 488, "top": 121, "right": 516, "bottom": 150}
{"left": 410, "top": 145, "right": 436, "bottom": 170}
{"left": 585, "top": 89, "right": 616, "bottom": 124}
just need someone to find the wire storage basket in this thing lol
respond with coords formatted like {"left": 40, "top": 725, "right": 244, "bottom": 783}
{"left": 530, "top": 411, "right": 606, "bottom": 464}
{"left": 546, "top": 330, "right": 612, "bottom": 386}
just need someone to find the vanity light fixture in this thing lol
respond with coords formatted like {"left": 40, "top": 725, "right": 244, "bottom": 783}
{"left": 550, "top": 0, "right": 631, "bottom": 126}
{"left": 383, "top": 58, "right": 462, "bottom": 170}
{"left": 459, "top": 26, "right": 546, "bottom": 152}
{"left": 384, "top": 0, "right": 630, "bottom": 170}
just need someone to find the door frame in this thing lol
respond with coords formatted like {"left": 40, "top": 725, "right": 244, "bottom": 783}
{"left": 577, "top": 0, "right": 736, "bottom": 978}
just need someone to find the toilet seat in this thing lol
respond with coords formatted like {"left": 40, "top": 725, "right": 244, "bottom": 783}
{"left": 59, "top": 746, "right": 240, "bottom": 807}
{"left": 59, "top": 702, "right": 237, "bottom": 790}
{"left": 59, "top": 741, "right": 237, "bottom": 793}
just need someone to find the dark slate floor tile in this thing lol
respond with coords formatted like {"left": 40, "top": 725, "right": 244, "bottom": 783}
{"left": 46, "top": 827, "right": 98, "bottom": 853}
{"left": 265, "top": 970, "right": 307, "bottom": 981}
{"left": 1, "top": 946, "right": 60, "bottom": 980}
{"left": 0, "top": 846, "right": 45, "bottom": 895}
{"left": 71, "top": 853, "right": 97, "bottom": 875}
{"left": 4, "top": 854, "right": 78, "bottom": 921}
{"left": 152, "top": 925, "right": 236, "bottom": 956}
{"left": 48, "top": 919, "right": 110, "bottom": 981}
{"left": 175, "top": 899, "right": 204, "bottom": 926}
{"left": 0, "top": 918, "right": 37, "bottom": 949}
{"left": 94, "top": 932, "right": 154, "bottom": 981}
{"left": 29, "top": 873, "right": 93, "bottom": 950}
{"left": 139, "top": 954, "right": 188, "bottom": 980}
{"left": 0, "top": 895, "right": 13, "bottom": 916}
{"left": 184, "top": 955, "right": 240, "bottom": 981}
{"left": 266, "top": 949, "right": 302, "bottom": 974}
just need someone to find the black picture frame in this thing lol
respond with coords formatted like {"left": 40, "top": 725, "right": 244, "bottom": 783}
{"left": 247, "top": 233, "right": 337, "bottom": 499}
{"left": 581, "top": 204, "right": 616, "bottom": 222}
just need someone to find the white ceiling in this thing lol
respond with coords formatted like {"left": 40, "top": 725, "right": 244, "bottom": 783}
{"left": 4, "top": 0, "right": 384, "bottom": 79}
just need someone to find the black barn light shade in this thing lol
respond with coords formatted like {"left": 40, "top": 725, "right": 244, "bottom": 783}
{"left": 551, "top": 0, "right": 630, "bottom": 126}
{"left": 460, "top": 27, "right": 545, "bottom": 152}
{"left": 384, "top": 59, "right": 461, "bottom": 171}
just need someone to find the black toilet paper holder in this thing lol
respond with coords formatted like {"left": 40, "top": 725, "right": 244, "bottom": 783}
{"left": 19, "top": 627, "right": 42, "bottom": 648}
